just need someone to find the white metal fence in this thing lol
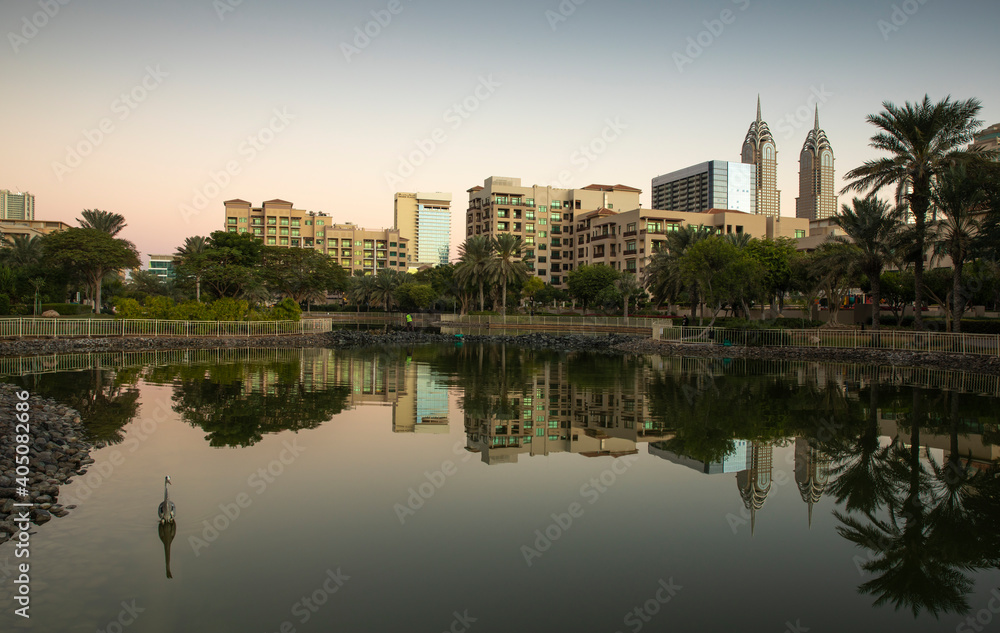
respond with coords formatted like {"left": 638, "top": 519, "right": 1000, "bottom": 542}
{"left": 0, "top": 318, "right": 333, "bottom": 339}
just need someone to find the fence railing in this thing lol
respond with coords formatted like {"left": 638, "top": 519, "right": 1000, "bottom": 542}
{"left": 656, "top": 327, "right": 1000, "bottom": 357}
{"left": 0, "top": 318, "right": 333, "bottom": 339}
{"left": 444, "top": 314, "right": 657, "bottom": 330}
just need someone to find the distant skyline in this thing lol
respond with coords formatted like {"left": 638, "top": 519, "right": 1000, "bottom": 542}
{"left": 2, "top": 0, "right": 998, "bottom": 263}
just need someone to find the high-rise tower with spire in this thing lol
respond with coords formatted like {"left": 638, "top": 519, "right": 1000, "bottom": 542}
{"left": 795, "top": 106, "right": 837, "bottom": 220}
{"left": 741, "top": 96, "right": 780, "bottom": 218}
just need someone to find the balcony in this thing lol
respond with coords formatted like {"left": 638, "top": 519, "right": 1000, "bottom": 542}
{"left": 623, "top": 230, "right": 637, "bottom": 237}
{"left": 591, "top": 233, "right": 614, "bottom": 242}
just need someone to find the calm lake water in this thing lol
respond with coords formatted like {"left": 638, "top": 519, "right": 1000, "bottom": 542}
{"left": 2, "top": 344, "right": 1000, "bottom": 633}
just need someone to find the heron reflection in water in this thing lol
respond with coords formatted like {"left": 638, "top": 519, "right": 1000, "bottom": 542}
{"left": 157, "top": 475, "right": 176, "bottom": 579}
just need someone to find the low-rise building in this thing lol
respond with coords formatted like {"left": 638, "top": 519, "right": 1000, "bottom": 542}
{"left": 147, "top": 254, "right": 176, "bottom": 280}
{"left": 224, "top": 199, "right": 408, "bottom": 275}
{"left": 0, "top": 218, "right": 70, "bottom": 241}
{"left": 575, "top": 207, "right": 808, "bottom": 277}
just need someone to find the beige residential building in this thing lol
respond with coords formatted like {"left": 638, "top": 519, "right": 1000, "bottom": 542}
{"left": 465, "top": 176, "right": 641, "bottom": 286}
{"left": 224, "top": 199, "right": 408, "bottom": 275}
{"left": 741, "top": 98, "right": 781, "bottom": 218}
{"left": 0, "top": 218, "right": 70, "bottom": 241}
{"left": 795, "top": 107, "right": 838, "bottom": 220}
{"left": 970, "top": 123, "right": 1000, "bottom": 153}
{"left": 393, "top": 192, "right": 452, "bottom": 269}
{"left": 574, "top": 207, "right": 808, "bottom": 277}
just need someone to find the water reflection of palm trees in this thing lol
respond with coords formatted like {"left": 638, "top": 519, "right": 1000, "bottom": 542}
{"left": 833, "top": 387, "right": 1000, "bottom": 618}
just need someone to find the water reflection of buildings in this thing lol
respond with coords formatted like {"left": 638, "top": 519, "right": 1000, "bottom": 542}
{"left": 301, "top": 350, "right": 450, "bottom": 433}
{"left": 463, "top": 360, "right": 674, "bottom": 465}
{"left": 394, "top": 363, "right": 450, "bottom": 433}
{"left": 650, "top": 438, "right": 831, "bottom": 532}
{"left": 794, "top": 438, "right": 830, "bottom": 527}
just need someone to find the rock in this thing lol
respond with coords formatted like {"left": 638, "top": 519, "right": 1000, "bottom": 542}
{"left": 40, "top": 310, "right": 60, "bottom": 317}
{"left": 31, "top": 509, "right": 52, "bottom": 524}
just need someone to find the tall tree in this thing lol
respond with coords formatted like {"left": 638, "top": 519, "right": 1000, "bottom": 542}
{"left": 455, "top": 235, "right": 494, "bottom": 311}
{"left": 488, "top": 233, "right": 531, "bottom": 315}
{"left": 78, "top": 209, "right": 127, "bottom": 236}
{"left": 643, "top": 225, "right": 712, "bottom": 317}
{"left": 930, "top": 163, "right": 998, "bottom": 332}
{"left": 832, "top": 197, "right": 905, "bottom": 330}
{"left": 261, "top": 246, "right": 348, "bottom": 304}
{"left": 44, "top": 228, "right": 139, "bottom": 313}
{"left": 842, "top": 95, "right": 986, "bottom": 330}
{"left": 175, "top": 235, "right": 208, "bottom": 301}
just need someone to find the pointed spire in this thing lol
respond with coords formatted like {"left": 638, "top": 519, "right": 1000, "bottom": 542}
{"left": 814, "top": 104, "right": 820, "bottom": 131}
{"left": 756, "top": 94, "right": 761, "bottom": 123}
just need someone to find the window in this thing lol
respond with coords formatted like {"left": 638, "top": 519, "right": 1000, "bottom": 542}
{"left": 316, "top": 220, "right": 325, "bottom": 226}
{"left": 537, "top": 205, "right": 546, "bottom": 213}
{"left": 795, "top": 230, "right": 806, "bottom": 238}
{"left": 280, "top": 228, "right": 289, "bottom": 236}
{"left": 526, "top": 223, "right": 534, "bottom": 232}
{"left": 526, "top": 210, "right": 535, "bottom": 220}
{"left": 251, "top": 217, "right": 262, "bottom": 225}
{"left": 266, "top": 237, "right": 276, "bottom": 244}
{"left": 626, "top": 222, "right": 636, "bottom": 233}
{"left": 551, "top": 213, "right": 562, "bottom": 222}
{"left": 267, "top": 217, "right": 277, "bottom": 225}
{"left": 227, "top": 217, "right": 237, "bottom": 224}
{"left": 267, "top": 227, "right": 277, "bottom": 235}
{"left": 291, "top": 218, "right": 300, "bottom": 226}
{"left": 539, "top": 218, "right": 547, "bottom": 226}
{"left": 280, "top": 218, "right": 289, "bottom": 226}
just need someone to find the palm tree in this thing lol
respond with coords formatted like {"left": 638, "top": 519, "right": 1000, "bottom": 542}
{"left": 78, "top": 209, "right": 127, "bottom": 236}
{"left": 832, "top": 197, "right": 905, "bottom": 330}
{"left": 842, "top": 95, "right": 985, "bottom": 330}
{"left": 347, "top": 271, "right": 376, "bottom": 312}
{"left": 455, "top": 235, "right": 494, "bottom": 312}
{"left": 488, "top": 233, "right": 531, "bottom": 315}
{"left": 643, "top": 225, "right": 712, "bottom": 318}
{"left": 1, "top": 234, "right": 44, "bottom": 267}
{"left": 801, "top": 242, "right": 860, "bottom": 325}
{"left": 614, "top": 272, "right": 644, "bottom": 318}
{"left": 724, "top": 232, "right": 752, "bottom": 248}
{"left": 175, "top": 236, "right": 208, "bottom": 301}
{"left": 371, "top": 268, "right": 405, "bottom": 311}
{"left": 929, "top": 164, "right": 995, "bottom": 332}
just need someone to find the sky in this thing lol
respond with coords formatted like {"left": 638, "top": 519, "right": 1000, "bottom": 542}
{"left": 1, "top": 0, "right": 998, "bottom": 265}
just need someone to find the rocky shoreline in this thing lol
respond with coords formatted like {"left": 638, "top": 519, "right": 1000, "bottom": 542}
{"left": 0, "top": 383, "right": 93, "bottom": 544}
{"left": 2, "top": 329, "right": 1000, "bottom": 374}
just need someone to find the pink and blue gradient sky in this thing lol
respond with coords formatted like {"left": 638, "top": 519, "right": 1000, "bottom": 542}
{"left": 1, "top": 0, "right": 998, "bottom": 264}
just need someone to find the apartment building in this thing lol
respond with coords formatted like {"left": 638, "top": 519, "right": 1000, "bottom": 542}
{"left": 575, "top": 207, "right": 808, "bottom": 277}
{"left": 465, "top": 176, "right": 641, "bottom": 286}
{"left": 0, "top": 190, "right": 35, "bottom": 221}
{"left": 224, "top": 199, "right": 408, "bottom": 274}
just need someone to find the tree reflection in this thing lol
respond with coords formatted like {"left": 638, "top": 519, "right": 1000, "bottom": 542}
{"left": 160, "top": 359, "right": 351, "bottom": 448}
{"left": 833, "top": 386, "right": 1000, "bottom": 618}
{"left": 11, "top": 368, "right": 141, "bottom": 445}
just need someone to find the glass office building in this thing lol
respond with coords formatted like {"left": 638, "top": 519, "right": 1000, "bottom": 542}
{"left": 651, "top": 161, "right": 756, "bottom": 214}
{"left": 394, "top": 192, "right": 452, "bottom": 268}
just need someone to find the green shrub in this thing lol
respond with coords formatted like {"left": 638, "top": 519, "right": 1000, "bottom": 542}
{"left": 272, "top": 297, "right": 302, "bottom": 321}
{"left": 0, "top": 294, "right": 9, "bottom": 316}
{"left": 208, "top": 297, "right": 250, "bottom": 321}
{"left": 169, "top": 300, "right": 212, "bottom": 321}
{"left": 112, "top": 297, "right": 144, "bottom": 319}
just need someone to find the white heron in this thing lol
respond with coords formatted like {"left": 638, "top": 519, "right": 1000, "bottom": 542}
{"left": 158, "top": 476, "right": 176, "bottom": 523}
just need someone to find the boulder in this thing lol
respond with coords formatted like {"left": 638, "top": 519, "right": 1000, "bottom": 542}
{"left": 41, "top": 309, "right": 60, "bottom": 317}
